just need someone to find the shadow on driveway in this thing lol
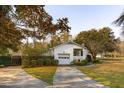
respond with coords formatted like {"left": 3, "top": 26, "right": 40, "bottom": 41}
{"left": 0, "top": 66, "right": 48, "bottom": 88}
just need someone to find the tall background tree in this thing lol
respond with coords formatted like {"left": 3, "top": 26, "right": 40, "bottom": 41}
{"left": 57, "top": 17, "right": 71, "bottom": 43}
{"left": 98, "top": 27, "right": 120, "bottom": 54}
{"left": 50, "top": 17, "right": 71, "bottom": 47}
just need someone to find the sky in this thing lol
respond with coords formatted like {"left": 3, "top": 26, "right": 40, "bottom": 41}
{"left": 45, "top": 5, "right": 124, "bottom": 39}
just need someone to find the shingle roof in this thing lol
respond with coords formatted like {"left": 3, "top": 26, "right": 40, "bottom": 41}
{"left": 53, "top": 41, "right": 85, "bottom": 49}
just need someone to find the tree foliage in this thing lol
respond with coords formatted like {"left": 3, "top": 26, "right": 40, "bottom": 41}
{"left": 50, "top": 17, "right": 71, "bottom": 47}
{"left": 56, "top": 17, "right": 71, "bottom": 33}
{"left": 57, "top": 17, "right": 71, "bottom": 43}
{"left": 75, "top": 27, "right": 119, "bottom": 61}
{"left": 0, "top": 47, "right": 10, "bottom": 56}
{"left": 0, "top": 5, "right": 71, "bottom": 54}
{"left": 113, "top": 10, "right": 124, "bottom": 35}
{"left": 22, "top": 42, "right": 48, "bottom": 56}
{"left": 0, "top": 6, "right": 23, "bottom": 51}
{"left": 14, "top": 5, "right": 55, "bottom": 42}
{"left": 50, "top": 35, "right": 61, "bottom": 48}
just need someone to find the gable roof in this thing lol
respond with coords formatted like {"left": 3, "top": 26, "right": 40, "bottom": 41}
{"left": 53, "top": 41, "right": 84, "bottom": 49}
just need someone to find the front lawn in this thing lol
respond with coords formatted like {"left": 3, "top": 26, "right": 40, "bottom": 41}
{"left": 24, "top": 66, "right": 57, "bottom": 85}
{"left": 77, "top": 62, "right": 124, "bottom": 87}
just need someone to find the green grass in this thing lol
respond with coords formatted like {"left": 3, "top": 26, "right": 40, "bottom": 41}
{"left": 77, "top": 62, "right": 124, "bottom": 88}
{"left": 24, "top": 66, "right": 57, "bottom": 85}
{"left": 99, "top": 57, "right": 124, "bottom": 62}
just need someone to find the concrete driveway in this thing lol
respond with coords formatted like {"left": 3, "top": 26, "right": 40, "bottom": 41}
{"left": 48, "top": 66, "right": 107, "bottom": 88}
{"left": 0, "top": 66, "right": 48, "bottom": 88}
{"left": 0, "top": 66, "right": 107, "bottom": 88}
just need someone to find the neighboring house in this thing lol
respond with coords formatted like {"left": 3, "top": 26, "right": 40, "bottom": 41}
{"left": 51, "top": 41, "right": 89, "bottom": 65}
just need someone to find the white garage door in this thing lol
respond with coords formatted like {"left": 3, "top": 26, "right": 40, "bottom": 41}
{"left": 58, "top": 54, "right": 70, "bottom": 65}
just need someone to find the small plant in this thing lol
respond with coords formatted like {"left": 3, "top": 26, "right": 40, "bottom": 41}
{"left": 30, "top": 60, "right": 37, "bottom": 67}
{"left": 70, "top": 60, "right": 76, "bottom": 65}
{"left": 22, "top": 57, "right": 30, "bottom": 68}
{"left": 0, "top": 64, "right": 5, "bottom": 68}
{"left": 71, "top": 59, "right": 88, "bottom": 66}
{"left": 52, "top": 59, "right": 59, "bottom": 66}
{"left": 37, "top": 59, "right": 44, "bottom": 66}
{"left": 22, "top": 56, "right": 58, "bottom": 68}
{"left": 93, "top": 59, "right": 102, "bottom": 64}
{"left": 81, "top": 59, "right": 88, "bottom": 65}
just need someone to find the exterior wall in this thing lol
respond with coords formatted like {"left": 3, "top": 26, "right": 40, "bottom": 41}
{"left": 54, "top": 44, "right": 75, "bottom": 63}
{"left": 54, "top": 43, "right": 89, "bottom": 64}
{"left": 83, "top": 48, "right": 89, "bottom": 59}
{"left": 73, "top": 48, "right": 88, "bottom": 61}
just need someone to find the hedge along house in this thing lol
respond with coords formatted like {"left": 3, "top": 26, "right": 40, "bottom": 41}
{"left": 51, "top": 41, "right": 89, "bottom": 65}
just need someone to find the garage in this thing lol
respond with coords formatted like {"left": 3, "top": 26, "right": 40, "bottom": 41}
{"left": 58, "top": 54, "right": 70, "bottom": 65}
{"left": 53, "top": 41, "right": 89, "bottom": 65}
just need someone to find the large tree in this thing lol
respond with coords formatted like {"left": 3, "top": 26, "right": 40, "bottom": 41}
{"left": 0, "top": 6, "right": 23, "bottom": 51}
{"left": 0, "top": 5, "right": 71, "bottom": 54}
{"left": 75, "top": 27, "right": 119, "bottom": 61}
{"left": 0, "top": 5, "right": 58, "bottom": 52}
{"left": 99, "top": 27, "right": 120, "bottom": 54}
{"left": 14, "top": 5, "right": 56, "bottom": 44}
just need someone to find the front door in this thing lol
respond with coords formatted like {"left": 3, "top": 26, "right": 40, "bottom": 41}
{"left": 58, "top": 54, "right": 70, "bottom": 65}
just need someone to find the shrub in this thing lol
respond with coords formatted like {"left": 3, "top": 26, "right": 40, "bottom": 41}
{"left": 71, "top": 59, "right": 88, "bottom": 66}
{"left": 93, "top": 59, "right": 102, "bottom": 64}
{"left": 0, "top": 64, "right": 5, "bottom": 68}
{"left": 22, "top": 56, "right": 58, "bottom": 67}
{"left": 52, "top": 59, "right": 59, "bottom": 66}
{"left": 75, "top": 62, "right": 84, "bottom": 66}
{"left": 45, "top": 60, "right": 51, "bottom": 66}
{"left": 81, "top": 60, "right": 88, "bottom": 65}
{"left": 0, "top": 48, "right": 10, "bottom": 56}
{"left": 70, "top": 60, "right": 78, "bottom": 65}
{"left": 43, "top": 58, "right": 51, "bottom": 66}
{"left": 22, "top": 56, "right": 30, "bottom": 68}
{"left": 37, "top": 59, "right": 44, "bottom": 66}
{"left": 70, "top": 60, "right": 75, "bottom": 65}
{"left": 30, "top": 60, "right": 37, "bottom": 67}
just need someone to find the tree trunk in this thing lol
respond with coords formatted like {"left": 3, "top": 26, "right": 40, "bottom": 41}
{"left": 33, "top": 37, "right": 36, "bottom": 48}
{"left": 26, "top": 37, "right": 29, "bottom": 45}
{"left": 91, "top": 52, "right": 97, "bottom": 62}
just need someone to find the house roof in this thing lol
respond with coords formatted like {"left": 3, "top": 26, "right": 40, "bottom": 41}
{"left": 53, "top": 41, "right": 85, "bottom": 49}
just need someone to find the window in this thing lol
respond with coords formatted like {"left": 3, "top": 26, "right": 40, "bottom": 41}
{"left": 81, "top": 50, "right": 83, "bottom": 56}
{"left": 73, "top": 49, "right": 83, "bottom": 56}
{"left": 67, "top": 57, "right": 69, "bottom": 59}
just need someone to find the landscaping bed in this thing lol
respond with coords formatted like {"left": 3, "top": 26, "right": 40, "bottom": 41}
{"left": 24, "top": 66, "right": 57, "bottom": 85}
{"left": 77, "top": 61, "right": 124, "bottom": 87}
{"left": 22, "top": 56, "right": 58, "bottom": 68}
